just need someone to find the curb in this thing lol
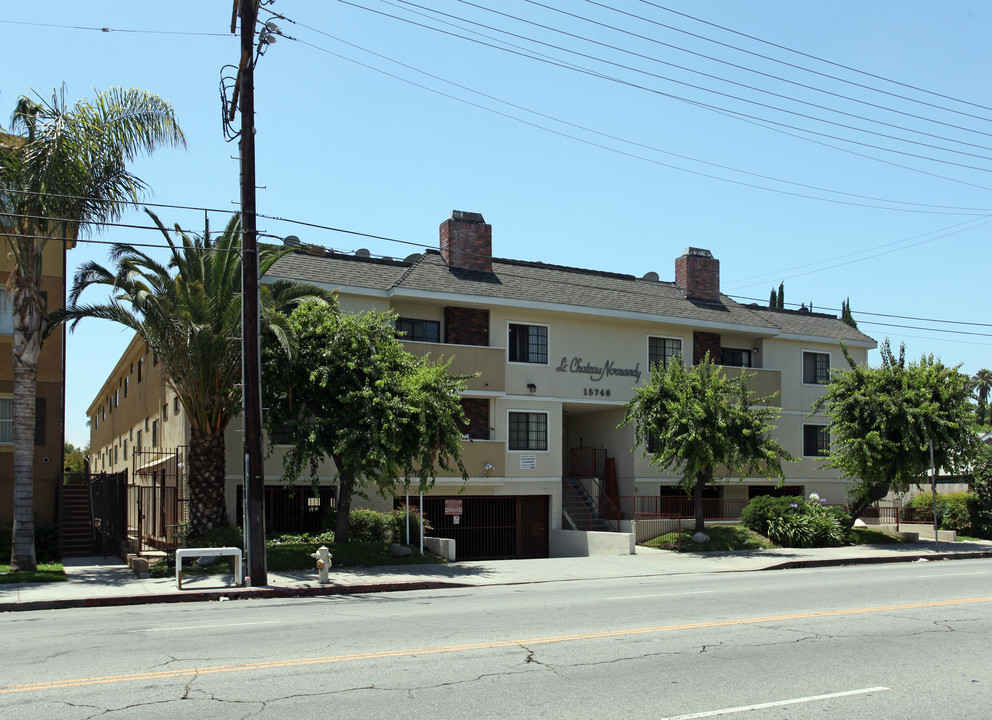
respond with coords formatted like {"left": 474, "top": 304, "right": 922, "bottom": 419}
{"left": 762, "top": 550, "right": 992, "bottom": 571}
{"left": 0, "top": 580, "right": 468, "bottom": 614}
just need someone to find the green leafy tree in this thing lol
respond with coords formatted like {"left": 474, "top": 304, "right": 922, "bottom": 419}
{"left": 64, "top": 443, "right": 88, "bottom": 474}
{"left": 262, "top": 298, "right": 470, "bottom": 543}
{"left": 622, "top": 354, "right": 794, "bottom": 531}
{"left": 777, "top": 282, "right": 785, "bottom": 309}
{"left": 57, "top": 211, "right": 331, "bottom": 538}
{"left": 972, "top": 368, "right": 992, "bottom": 425}
{"left": 0, "top": 87, "right": 184, "bottom": 571}
{"left": 812, "top": 340, "right": 980, "bottom": 521}
{"left": 841, "top": 297, "right": 858, "bottom": 328}
{"left": 769, "top": 287, "right": 777, "bottom": 308}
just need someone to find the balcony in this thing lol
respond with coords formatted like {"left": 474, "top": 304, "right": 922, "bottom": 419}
{"left": 402, "top": 341, "right": 505, "bottom": 392}
{"left": 721, "top": 366, "right": 781, "bottom": 406}
{"left": 433, "top": 440, "right": 505, "bottom": 478}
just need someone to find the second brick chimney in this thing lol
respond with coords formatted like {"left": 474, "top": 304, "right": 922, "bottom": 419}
{"left": 440, "top": 210, "right": 492, "bottom": 273}
{"left": 675, "top": 248, "right": 720, "bottom": 303}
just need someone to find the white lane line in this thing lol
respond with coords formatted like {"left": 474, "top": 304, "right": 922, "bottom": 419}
{"left": 659, "top": 686, "right": 890, "bottom": 719}
{"left": 915, "top": 572, "right": 989, "bottom": 578}
{"left": 608, "top": 591, "right": 715, "bottom": 601}
{"left": 134, "top": 621, "right": 282, "bottom": 632}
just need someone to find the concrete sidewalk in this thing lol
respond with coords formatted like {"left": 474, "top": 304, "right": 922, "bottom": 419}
{"left": 3, "top": 539, "right": 992, "bottom": 613}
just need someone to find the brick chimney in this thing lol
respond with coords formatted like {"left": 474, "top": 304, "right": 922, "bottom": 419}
{"left": 675, "top": 247, "right": 720, "bottom": 303}
{"left": 440, "top": 211, "right": 492, "bottom": 273}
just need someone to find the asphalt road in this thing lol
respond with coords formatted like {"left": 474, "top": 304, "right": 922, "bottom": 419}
{"left": 2, "top": 558, "right": 991, "bottom": 719}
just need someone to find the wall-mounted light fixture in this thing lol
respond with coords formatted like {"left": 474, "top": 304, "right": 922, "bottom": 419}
{"left": 526, "top": 383, "right": 537, "bottom": 394}
{"left": 484, "top": 462, "right": 494, "bottom": 478}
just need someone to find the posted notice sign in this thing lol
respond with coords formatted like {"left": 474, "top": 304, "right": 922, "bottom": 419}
{"left": 444, "top": 499, "right": 463, "bottom": 516}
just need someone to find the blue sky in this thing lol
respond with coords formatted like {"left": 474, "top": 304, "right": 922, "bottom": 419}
{"left": 3, "top": 1, "right": 990, "bottom": 448}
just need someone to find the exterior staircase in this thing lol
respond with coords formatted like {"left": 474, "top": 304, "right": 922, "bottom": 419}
{"left": 59, "top": 479, "right": 95, "bottom": 556}
{"left": 562, "top": 477, "right": 614, "bottom": 532}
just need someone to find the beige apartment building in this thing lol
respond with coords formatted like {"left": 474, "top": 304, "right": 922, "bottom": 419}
{"left": 0, "top": 238, "right": 70, "bottom": 529}
{"left": 87, "top": 210, "right": 875, "bottom": 558}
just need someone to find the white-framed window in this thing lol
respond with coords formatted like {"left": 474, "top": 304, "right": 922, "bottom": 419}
{"left": 803, "top": 424, "right": 830, "bottom": 457}
{"left": 803, "top": 351, "right": 830, "bottom": 385}
{"left": 0, "top": 290, "right": 12, "bottom": 335}
{"left": 0, "top": 397, "right": 12, "bottom": 443}
{"left": 648, "top": 336, "right": 682, "bottom": 370}
{"left": 508, "top": 323, "right": 548, "bottom": 364}
{"left": 508, "top": 411, "right": 548, "bottom": 451}
{"left": 151, "top": 419, "right": 160, "bottom": 447}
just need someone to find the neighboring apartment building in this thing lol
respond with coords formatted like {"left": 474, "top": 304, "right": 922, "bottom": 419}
{"left": 0, "top": 238, "right": 70, "bottom": 528}
{"left": 87, "top": 210, "right": 876, "bottom": 558}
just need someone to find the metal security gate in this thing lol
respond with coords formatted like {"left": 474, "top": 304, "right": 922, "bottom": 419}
{"left": 418, "top": 496, "right": 549, "bottom": 560}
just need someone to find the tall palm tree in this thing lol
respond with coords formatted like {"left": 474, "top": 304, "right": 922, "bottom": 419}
{"left": 973, "top": 369, "right": 992, "bottom": 425}
{"left": 58, "top": 210, "right": 333, "bottom": 538}
{"left": 0, "top": 87, "right": 184, "bottom": 571}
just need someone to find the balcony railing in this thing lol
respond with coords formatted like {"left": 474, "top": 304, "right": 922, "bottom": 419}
{"left": 721, "top": 366, "right": 781, "bottom": 406}
{"left": 402, "top": 341, "right": 506, "bottom": 392}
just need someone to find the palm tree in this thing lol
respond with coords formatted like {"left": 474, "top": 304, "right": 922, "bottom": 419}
{"left": 1, "top": 87, "right": 184, "bottom": 571}
{"left": 973, "top": 369, "right": 992, "bottom": 425}
{"left": 58, "top": 210, "right": 333, "bottom": 538}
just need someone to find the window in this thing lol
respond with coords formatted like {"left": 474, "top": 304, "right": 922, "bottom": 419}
{"left": 803, "top": 424, "right": 830, "bottom": 457}
{"left": 137, "top": 357, "right": 144, "bottom": 383}
{"left": 123, "top": 439, "right": 129, "bottom": 462}
{"left": 162, "top": 403, "right": 168, "bottom": 421}
{"left": 648, "top": 337, "right": 682, "bottom": 370}
{"left": 151, "top": 419, "right": 160, "bottom": 447}
{"left": 721, "top": 348, "right": 751, "bottom": 368}
{"left": 0, "top": 397, "right": 11, "bottom": 443}
{"left": 113, "top": 389, "right": 119, "bottom": 408}
{"left": 396, "top": 317, "right": 440, "bottom": 343}
{"left": 803, "top": 352, "right": 830, "bottom": 384}
{"left": 0, "top": 290, "right": 12, "bottom": 335}
{"left": 136, "top": 430, "right": 142, "bottom": 451}
{"left": 508, "top": 324, "right": 548, "bottom": 364}
{"left": 124, "top": 376, "right": 129, "bottom": 398}
{"left": 174, "top": 397, "right": 180, "bottom": 415}
{"left": 508, "top": 411, "right": 548, "bottom": 451}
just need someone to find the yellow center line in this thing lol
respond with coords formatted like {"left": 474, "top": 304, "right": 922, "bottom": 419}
{"left": 3, "top": 595, "right": 990, "bottom": 695}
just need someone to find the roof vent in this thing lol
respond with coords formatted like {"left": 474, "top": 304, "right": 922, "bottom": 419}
{"left": 642, "top": 271, "right": 659, "bottom": 282}
{"left": 355, "top": 248, "right": 371, "bottom": 258}
{"left": 404, "top": 253, "right": 422, "bottom": 262}
{"left": 283, "top": 235, "right": 301, "bottom": 247}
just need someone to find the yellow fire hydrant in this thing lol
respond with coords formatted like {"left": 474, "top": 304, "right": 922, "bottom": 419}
{"left": 311, "top": 545, "right": 332, "bottom": 583}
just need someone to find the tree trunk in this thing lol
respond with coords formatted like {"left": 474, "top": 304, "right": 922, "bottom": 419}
{"left": 693, "top": 468, "right": 712, "bottom": 532}
{"left": 186, "top": 427, "right": 228, "bottom": 538}
{"left": 334, "top": 461, "right": 356, "bottom": 544}
{"left": 847, "top": 482, "right": 891, "bottom": 528}
{"left": 10, "top": 257, "right": 45, "bottom": 572}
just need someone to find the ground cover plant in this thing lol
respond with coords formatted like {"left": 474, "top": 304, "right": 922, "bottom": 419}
{"left": 0, "top": 563, "right": 66, "bottom": 584}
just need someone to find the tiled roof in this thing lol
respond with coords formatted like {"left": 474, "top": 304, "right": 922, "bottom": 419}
{"left": 268, "top": 249, "right": 876, "bottom": 345}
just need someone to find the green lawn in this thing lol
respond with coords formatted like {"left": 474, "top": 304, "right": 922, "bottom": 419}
{"left": 0, "top": 564, "right": 67, "bottom": 584}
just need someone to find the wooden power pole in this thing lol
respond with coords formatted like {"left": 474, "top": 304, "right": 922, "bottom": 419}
{"left": 237, "top": 0, "right": 267, "bottom": 586}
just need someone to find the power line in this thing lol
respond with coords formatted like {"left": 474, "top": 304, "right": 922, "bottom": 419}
{"left": 631, "top": 0, "right": 992, "bottom": 117}
{"left": 0, "top": 18, "right": 231, "bottom": 37}
{"left": 366, "top": 0, "right": 992, "bottom": 170}
{"left": 266, "top": 13, "right": 992, "bottom": 213}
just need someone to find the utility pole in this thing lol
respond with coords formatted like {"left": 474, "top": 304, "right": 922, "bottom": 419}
{"left": 236, "top": 0, "right": 267, "bottom": 586}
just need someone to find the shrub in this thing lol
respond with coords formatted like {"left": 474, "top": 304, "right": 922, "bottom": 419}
{"left": 0, "top": 522, "right": 61, "bottom": 562}
{"left": 187, "top": 524, "right": 244, "bottom": 550}
{"left": 740, "top": 495, "right": 804, "bottom": 536}
{"left": 903, "top": 491, "right": 977, "bottom": 533}
{"left": 388, "top": 506, "right": 430, "bottom": 544}
{"left": 766, "top": 510, "right": 846, "bottom": 548}
{"left": 348, "top": 509, "right": 392, "bottom": 543}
